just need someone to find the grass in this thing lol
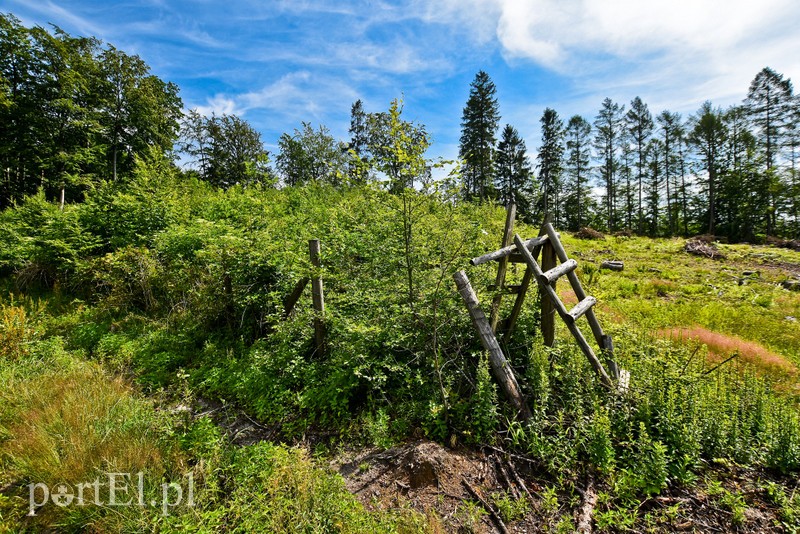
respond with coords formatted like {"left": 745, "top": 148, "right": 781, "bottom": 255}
{"left": 0, "top": 302, "right": 434, "bottom": 533}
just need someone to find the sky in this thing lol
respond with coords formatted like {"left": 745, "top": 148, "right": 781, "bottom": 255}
{"left": 6, "top": 0, "right": 800, "bottom": 164}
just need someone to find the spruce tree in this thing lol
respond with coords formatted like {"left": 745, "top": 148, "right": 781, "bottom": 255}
{"left": 459, "top": 70, "right": 500, "bottom": 201}
{"left": 625, "top": 96, "right": 654, "bottom": 233}
{"left": 536, "top": 108, "right": 565, "bottom": 224}
{"left": 564, "top": 115, "right": 593, "bottom": 230}
{"left": 495, "top": 124, "right": 534, "bottom": 218}
{"left": 594, "top": 98, "right": 625, "bottom": 231}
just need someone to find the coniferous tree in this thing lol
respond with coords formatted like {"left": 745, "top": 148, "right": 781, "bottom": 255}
{"left": 563, "top": 115, "right": 593, "bottom": 230}
{"left": 626, "top": 96, "right": 654, "bottom": 233}
{"left": 537, "top": 108, "right": 565, "bottom": 225}
{"left": 495, "top": 124, "right": 534, "bottom": 218}
{"left": 459, "top": 71, "right": 500, "bottom": 201}
{"left": 347, "top": 99, "right": 371, "bottom": 184}
{"left": 594, "top": 98, "right": 625, "bottom": 231}
{"left": 688, "top": 101, "right": 727, "bottom": 235}
{"left": 745, "top": 67, "right": 794, "bottom": 235}
{"left": 645, "top": 138, "right": 663, "bottom": 235}
{"left": 656, "top": 110, "right": 684, "bottom": 235}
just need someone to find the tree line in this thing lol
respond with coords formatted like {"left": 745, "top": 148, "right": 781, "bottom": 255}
{"left": 459, "top": 70, "right": 800, "bottom": 241}
{"left": 2, "top": 13, "right": 799, "bottom": 241}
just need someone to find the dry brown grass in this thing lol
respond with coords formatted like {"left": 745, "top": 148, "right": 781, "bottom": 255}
{"left": 659, "top": 326, "right": 797, "bottom": 378}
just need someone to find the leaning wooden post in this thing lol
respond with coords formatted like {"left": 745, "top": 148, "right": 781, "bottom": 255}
{"left": 490, "top": 203, "right": 516, "bottom": 332}
{"left": 309, "top": 239, "right": 325, "bottom": 357}
{"left": 540, "top": 232, "right": 557, "bottom": 348}
{"left": 454, "top": 270, "right": 532, "bottom": 421}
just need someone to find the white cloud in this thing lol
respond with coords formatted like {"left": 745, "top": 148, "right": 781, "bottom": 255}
{"left": 194, "top": 94, "right": 241, "bottom": 117}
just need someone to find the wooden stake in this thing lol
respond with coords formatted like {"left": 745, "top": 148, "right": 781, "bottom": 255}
{"left": 309, "top": 239, "right": 325, "bottom": 357}
{"left": 490, "top": 203, "right": 516, "bottom": 332}
{"left": 541, "top": 239, "right": 557, "bottom": 348}
{"left": 283, "top": 277, "right": 309, "bottom": 317}
{"left": 453, "top": 270, "right": 532, "bottom": 421}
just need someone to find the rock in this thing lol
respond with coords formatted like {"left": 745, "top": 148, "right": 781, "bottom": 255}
{"left": 782, "top": 280, "right": 800, "bottom": 291}
{"left": 600, "top": 260, "right": 624, "bottom": 271}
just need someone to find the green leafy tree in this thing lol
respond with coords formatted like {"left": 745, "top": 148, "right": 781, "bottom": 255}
{"left": 494, "top": 124, "right": 534, "bottom": 218}
{"left": 459, "top": 70, "right": 500, "bottom": 201}
{"left": 206, "top": 114, "right": 273, "bottom": 188}
{"left": 277, "top": 122, "right": 348, "bottom": 186}
{"left": 536, "top": 108, "right": 565, "bottom": 224}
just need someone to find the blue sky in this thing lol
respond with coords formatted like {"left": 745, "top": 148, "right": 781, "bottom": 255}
{"left": 6, "top": 0, "right": 800, "bottom": 164}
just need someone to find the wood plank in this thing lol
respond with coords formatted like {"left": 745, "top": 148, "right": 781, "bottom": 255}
{"left": 540, "top": 258, "right": 578, "bottom": 285}
{"left": 453, "top": 270, "right": 532, "bottom": 421}
{"left": 567, "top": 296, "right": 596, "bottom": 323}
{"left": 469, "top": 235, "right": 549, "bottom": 266}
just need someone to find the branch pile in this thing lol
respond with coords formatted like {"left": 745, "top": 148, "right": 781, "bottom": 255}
{"left": 685, "top": 239, "right": 725, "bottom": 259}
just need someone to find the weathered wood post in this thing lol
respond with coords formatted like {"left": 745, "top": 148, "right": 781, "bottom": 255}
{"left": 454, "top": 270, "right": 532, "bottom": 421}
{"left": 309, "top": 239, "right": 325, "bottom": 357}
{"left": 490, "top": 203, "right": 516, "bottom": 332}
{"left": 540, "top": 230, "right": 557, "bottom": 348}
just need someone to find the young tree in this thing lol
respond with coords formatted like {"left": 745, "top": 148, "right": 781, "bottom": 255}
{"left": 459, "top": 70, "right": 500, "bottom": 201}
{"left": 563, "top": 115, "right": 593, "bottom": 230}
{"left": 626, "top": 96, "right": 654, "bottom": 233}
{"left": 495, "top": 124, "right": 535, "bottom": 218}
{"left": 593, "top": 98, "right": 625, "bottom": 231}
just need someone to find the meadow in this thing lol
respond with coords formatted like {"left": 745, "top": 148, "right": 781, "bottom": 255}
{"left": 1, "top": 164, "right": 799, "bottom": 531}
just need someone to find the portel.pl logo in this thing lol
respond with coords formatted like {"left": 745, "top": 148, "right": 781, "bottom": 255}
{"left": 28, "top": 472, "right": 194, "bottom": 517}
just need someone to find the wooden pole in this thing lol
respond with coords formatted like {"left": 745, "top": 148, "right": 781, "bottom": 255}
{"left": 490, "top": 203, "right": 516, "bottom": 332}
{"left": 453, "top": 270, "right": 532, "bottom": 421}
{"left": 469, "top": 235, "right": 549, "bottom": 266}
{"left": 540, "top": 239, "right": 557, "bottom": 348}
{"left": 283, "top": 277, "right": 309, "bottom": 318}
{"left": 309, "top": 239, "right": 325, "bottom": 357}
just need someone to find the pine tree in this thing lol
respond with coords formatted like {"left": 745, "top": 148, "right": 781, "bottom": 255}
{"left": 745, "top": 67, "right": 794, "bottom": 235}
{"left": 459, "top": 71, "right": 500, "bottom": 201}
{"left": 495, "top": 124, "right": 534, "bottom": 218}
{"left": 656, "top": 110, "right": 684, "bottom": 235}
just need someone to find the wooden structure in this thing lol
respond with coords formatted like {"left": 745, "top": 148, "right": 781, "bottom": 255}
{"left": 455, "top": 205, "right": 621, "bottom": 418}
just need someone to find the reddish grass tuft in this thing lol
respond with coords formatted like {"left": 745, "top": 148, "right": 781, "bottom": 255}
{"left": 659, "top": 326, "right": 796, "bottom": 377}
